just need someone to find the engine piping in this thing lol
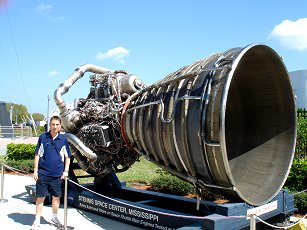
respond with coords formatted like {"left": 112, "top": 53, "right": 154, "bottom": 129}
{"left": 64, "top": 132, "right": 98, "bottom": 160}
{"left": 54, "top": 64, "right": 112, "bottom": 115}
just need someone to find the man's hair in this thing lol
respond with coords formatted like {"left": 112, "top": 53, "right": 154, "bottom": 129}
{"left": 50, "top": 115, "right": 62, "bottom": 124}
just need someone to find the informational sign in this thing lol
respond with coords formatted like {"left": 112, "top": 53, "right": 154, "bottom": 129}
{"left": 246, "top": 200, "right": 278, "bottom": 219}
{"left": 67, "top": 190, "right": 196, "bottom": 229}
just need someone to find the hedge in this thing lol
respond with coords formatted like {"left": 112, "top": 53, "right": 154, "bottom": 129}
{"left": 5, "top": 143, "right": 36, "bottom": 161}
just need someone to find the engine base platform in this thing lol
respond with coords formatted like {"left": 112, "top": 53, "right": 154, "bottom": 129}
{"left": 25, "top": 173, "right": 296, "bottom": 230}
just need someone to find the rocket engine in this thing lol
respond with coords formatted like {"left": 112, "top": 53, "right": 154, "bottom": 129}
{"left": 54, "top": 44, "right": 296, "bottom": 206}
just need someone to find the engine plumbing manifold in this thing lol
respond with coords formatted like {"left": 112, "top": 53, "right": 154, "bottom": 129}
{"left": 54, "top": 64, "right": 145, "bottom": 176}
{"left": 54, "top": 44, "right": 296, "bottom": 206}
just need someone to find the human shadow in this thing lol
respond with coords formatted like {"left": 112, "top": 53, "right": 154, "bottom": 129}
{"left": 7, "top": 213, "right": 48, "bottom": 226}
{"left": 7, "top": 213, "right": 75, "bottom": 229}
{"left": 12, "top": 191, "right": 32, "bottom": 202}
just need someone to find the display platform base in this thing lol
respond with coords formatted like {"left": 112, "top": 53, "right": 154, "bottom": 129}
{"left": 26, "top": 182, "right": 296, "bottom": 230}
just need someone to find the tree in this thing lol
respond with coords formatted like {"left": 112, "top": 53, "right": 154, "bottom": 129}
{"left": 6, "top": 103, "right": 29, "bottom": 124}
{"left": 32, "top": 113, "right": 45, "bottom": 121}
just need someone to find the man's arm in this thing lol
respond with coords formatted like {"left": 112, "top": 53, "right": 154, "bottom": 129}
{"left": 33, "top": 154, "right": 39, "bottom": 181}
{"left": 61, "top": 157, "right": 71, "bottom": 179}
{"left": 64, "top": 157, "right": 71, "bottom": 173}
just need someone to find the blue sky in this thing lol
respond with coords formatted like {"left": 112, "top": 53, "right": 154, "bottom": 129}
{"left": 1, "top": 0, "right": 307, "bottom": 116}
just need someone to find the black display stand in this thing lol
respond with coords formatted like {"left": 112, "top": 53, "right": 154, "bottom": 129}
{"left": 25, "top": 171, "right": 296, "bottom": 230}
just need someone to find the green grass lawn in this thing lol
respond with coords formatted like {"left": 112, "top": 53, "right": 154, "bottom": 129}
{"left": 116, "top": 156, "right": 161, "bottom": 186}
{"left": 1, "top": 153, "right": 161, "bottom": 187}
{"left": 73, "top": 156, "right": 162, "bottom": 186}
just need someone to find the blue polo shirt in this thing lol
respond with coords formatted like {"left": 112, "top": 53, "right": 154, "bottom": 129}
{"left": 35, "top": 131, "right": 71, "bottom": 177}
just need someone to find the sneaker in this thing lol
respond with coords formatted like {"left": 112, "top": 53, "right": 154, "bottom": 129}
{"left": 51, "top": 217, "right": 63, "bottom": 227}
{"left": 31, "top": 221, "right": 40, "bottom": 230}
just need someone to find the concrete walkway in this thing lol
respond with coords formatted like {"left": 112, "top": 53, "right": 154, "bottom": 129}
{"left": 0, "top": 173, "right": 143, "bottom": 230}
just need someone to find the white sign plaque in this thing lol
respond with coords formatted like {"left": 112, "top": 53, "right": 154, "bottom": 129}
{"left": 246, "top": 200, "right": 278, "bottom": 219}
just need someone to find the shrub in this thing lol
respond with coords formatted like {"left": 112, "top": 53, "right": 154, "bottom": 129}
{"left": 150, "top": 175, "right": 193, "bottom": 196}
{"left": 284, "top": 158, "right": 307, "bottom": 192}
{"left": 296, "top": 117, "right": 307, "bottom": 158}
{"left": 284, "top": 158, "right": 307, "bottom": 214}
{"left": 5, "top": 159, "right": 34, "bottom": 173}
{"left": 36, "top": 126, "right": 46, "bottom": 136}
{"left": 5, "top": 143, "right": 36, "bottom": 161}
{"left": 294, "top": 192, "right": 307, "bottom": 214}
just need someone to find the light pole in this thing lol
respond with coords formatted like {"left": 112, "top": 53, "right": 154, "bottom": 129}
{"left": 47, "top": 95, "right": 51, "bottom": 131}
{"left": 9, "top": 106, "right": 13, "bottom": 125}
{"left": 15, "top": 109, "right": 18, "bottom": 125}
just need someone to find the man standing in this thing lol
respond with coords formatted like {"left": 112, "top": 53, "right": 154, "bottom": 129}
{"left": 31, "top": 115, "right": 71, "bottom": 229}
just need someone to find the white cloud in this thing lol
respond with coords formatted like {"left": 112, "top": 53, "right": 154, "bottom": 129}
{"left": 48, "top": 70, "right": 59, "bottom": 76}
{"left": 50, "top": 16, "right": 64, "bottom": 22}
{"left": 36, "top": 4, "right": 53, "bottom": 12}
{"left": 96, "top": 47, "right": 130, "bottom": 63}
{"left": 36, "top": 4, "right": 64, "bottom": 22}
{"left": 269, "top": 18, "right": 307, "bottom": 51}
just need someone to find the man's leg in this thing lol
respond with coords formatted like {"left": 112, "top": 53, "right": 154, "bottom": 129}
{"left": 52, "top": 196, "right": 60, "bottom": 215}
{"left": 36, "top": 197, "right": 45, "bottom": 217}
{"left": 50, "top": 177, "right": 63, "bottom": 226}
{"left": 51, "top": 196, "right": 63, "bottom": 226}
{"left": 32, "top": 197, "right": 45, "bottom": 229}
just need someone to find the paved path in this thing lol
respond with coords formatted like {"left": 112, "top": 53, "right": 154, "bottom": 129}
{"left": 0, "top": 174, "right": 143, "bottom": 230}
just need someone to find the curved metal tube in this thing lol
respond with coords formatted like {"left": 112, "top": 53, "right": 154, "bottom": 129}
{"left": 54, "top": 64, "right": 112, "bottom": 115}
{"left": 54, "top": 64, "right": 112, "bottom": 132}
{"left": 64, "top": 132, "right": 98, "bottom": 160}
{"left": 69, "top": 147, "right": 90, "bottom": 172}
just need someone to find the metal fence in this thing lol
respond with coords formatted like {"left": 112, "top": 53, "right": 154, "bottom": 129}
{"left": 0, "top": 125, "right": 32, "bottom": 139}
